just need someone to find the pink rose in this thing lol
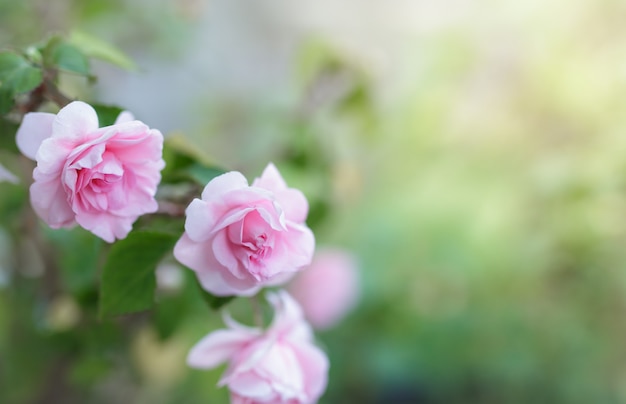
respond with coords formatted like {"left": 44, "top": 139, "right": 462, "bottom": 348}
{"left": 288, "top": 248, "right": 360, "bottom": 330}
{"left": 173, "top": 163, "right": 315, "bottom": 296}
{"left": 16, "top": 101, "right": 164, "bottom": 242}
{"left": 187, "top": 290, "right": 329, "bottom": 404}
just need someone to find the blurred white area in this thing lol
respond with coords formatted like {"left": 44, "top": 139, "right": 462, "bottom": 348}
{"left": 94, "top": 0, "right": 473, "bottom": 138}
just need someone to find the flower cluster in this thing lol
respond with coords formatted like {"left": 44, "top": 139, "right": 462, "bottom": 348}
{"left": 188, "top": 291, "right": 329, "bottom": 404}
{"left": 16, "top": 101, "right": 164, "bottom": 242}
{"left": 173, "top": 164, "right": 315, "bottom": 296}
{"left": 15, "top": 100, "right": 359, "bottom": 403}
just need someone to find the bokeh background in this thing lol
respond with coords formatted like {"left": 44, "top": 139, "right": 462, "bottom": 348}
{"left": 3, "top": 0, "right": 626, "bottom": 402}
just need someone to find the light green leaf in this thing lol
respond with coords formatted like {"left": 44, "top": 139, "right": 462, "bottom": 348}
{"left": 0, "top": 52, "right": 25, "bottom": 78}
{"left": 51, "top": 42, "right": 90, "bottom": 75}
{"left": 69, "top": 30, "right": 137, "bottom": 71}
{"left": 0, "top": 51, "right": 43, "bottom": 95}
{"left": 99, "top": 231, "right": 178, "bottom": 318}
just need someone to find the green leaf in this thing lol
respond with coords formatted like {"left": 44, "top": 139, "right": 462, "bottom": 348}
{"left": 69, "top": 30, "right": 137, "bottom": 71}
{"left": 0, "top": 117, "right": 19, "bottom": 150}
{"left": 0, "top": 51, "right": 43, "bottom": 95}
{"left": 45, "top": 227, "right": 103, "bottom": 296}
{"left": 51, "top": 42, "right": 90, "bottom": 75}
{"left": 187, "top": 164, "right": 225, "bottom": 186}
{"left": 161, "top": 134, "right": 225, "bottom": 185}
{"left": 91, "top": 103, "right": 124, "bottom": 126}
{"left": 194, "top": 277, "right": 234, "bottom": 310}
{"left": 153, "top": 293, "right": 190, "bottom": 340}
{"left": 0, "top": 52, "right": 26, "bottom": 79}
{"left": 99, "top": 231, "right": 178, "bottom": 318}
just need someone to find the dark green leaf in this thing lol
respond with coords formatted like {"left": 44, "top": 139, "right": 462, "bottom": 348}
{"left": 0, "top": 117, "right": 19, "bottom": 151}
{"left": 161, "top": 137, "right": 226, "bottom": 185}
{"left": 51, "top": 42, "right": 90, "bottom": 75}
{"left": 0, "top": 87, "right": 14, "bottom": 115}
{"left": 69, "top": 30, "right": 137, "bottom": 71}
{"left": 45, "top": 227, "right": 103, "bottom": 295}
{"left": 99, "top": 231, "right": 178, "bottom": 318}
{"left": 91, "top": 103, "right": 124, "bottom": 126}
{"left": 194, "top": 277, "right": 234, "bottom": 310}
{"left": 153, "top": 293, "right": 190, "bottom": 340}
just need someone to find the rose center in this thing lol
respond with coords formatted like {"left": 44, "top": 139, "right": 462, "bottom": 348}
{"left": 236, "top": 210, "right": 276, "bottom": 276}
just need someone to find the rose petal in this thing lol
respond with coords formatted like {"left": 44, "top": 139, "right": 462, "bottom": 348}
{"left": 74, "top": 210, "right": 133, "bottom": 243}
{"left": 114, "top": 111, "right": 135, "bottom": 124}
{"left": 201, "top": 171, "right": 249, "bottom": 201}
{"left": 187, "top": 329, "right": 257, "bottom": 369}
{"left": 252, "top": 163, "right": 309, "bottom": 224}
{"left": 52, "top": 101, "right": 99, "bottom": 141}
{"left": 15, "top": 112, "right": 55, "bottom": 160}
{"left": 267, "top": 291, "right": 312, "bottom": 342}
{"left": 30, "top": 174, "right": 75, "bottom": 228}
{"left": 174, "top": 234, "right": 260, "bottom": 296}
{"left": 227, "top": 371, "right": 276, "bottom": 400}
{"left": 292, "top": 341, "right": 329, "bottom": 401}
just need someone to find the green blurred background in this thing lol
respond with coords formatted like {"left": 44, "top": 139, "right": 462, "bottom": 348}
{"left": 3, "top": 0, "right": 626, "bottom": 402}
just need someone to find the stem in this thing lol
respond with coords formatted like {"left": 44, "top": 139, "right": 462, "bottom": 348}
{"left": 250, "top": 295, "right": 264, "bottom": 328}
{"left": 43, "top": 76, "right": 72, "bottom": 108}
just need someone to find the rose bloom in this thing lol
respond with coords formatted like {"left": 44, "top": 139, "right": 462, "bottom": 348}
{"left": 288, "top": 248, "right": 360, "bottom": 330}
{"left": 174, "top": 163, "right": 315, "bottom": 296}
{"left": 16, "top": 101, "right": 164, "bottom": 242}
{"left": 188, "top": 290, "right": 329, "bottom": 404}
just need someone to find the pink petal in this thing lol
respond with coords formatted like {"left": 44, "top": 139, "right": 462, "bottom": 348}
{"left": 30, "top": 174, "right": 75, "bottom": 228}
{"left": 184, "top": 199, "right": 218, "bottom": 242}
{"left": 187, "top": 329, "right": 256, "bottom": 369}
{"left": 114, "top": 111, "right": 135, "bottom": 124}
{"left": 292, "top": 341, "right": 329, "bottom": 401}
{"left": 252, "top": 163, "right": 309, "bottom": 224}
{"left": 227, "top": 372, "right": 275, "bottom": 400}
{"left": 35, "top": 138, "right": 73, "bottom": 175}
{"left": 252, "top": 163, "right": 287, "bottom": 191}
{"left": 173, "top": 234, "right": 260, "bottom": 296}
{"left": 74, "top": 211, "right": 133, "bottom": 243}
{"left": 255, "top": 344, "right": 304, "bottom": 398}
{"left": 212, "top": 230, "right": 246, "bottom": 279}
{"left": 275, "top": 188, "right": 309, "bottom": 224}
{"left": 288, "top": 248, "right": 360, "bottom": 330}
{"left": 261, "top": 225, "right": 315, "bottom": 280}
{"left": 51, "top": 101, "right": 99, "bottom": 141}
{"left": 15, "top": 112, "right": 55, "bottom": 160}
{"left": 201, "top": 171, "right": 248, "bottom": 201}
{"left": 267, "top": 291, "right": 312, "bottom": 342}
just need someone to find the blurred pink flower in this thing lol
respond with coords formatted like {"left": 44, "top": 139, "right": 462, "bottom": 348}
{"left": 0, "top": 163, "right": 18, "bottom": 184}
{"left": 288, "top": 248, "right": 359, "bottom": 330}
{"left": 16, "top": 101, "right": 164, "bottom": 242}
{"left": 188, "top": 290, "right": 328, "bottom": 404}
{"left": 174, "top": 163, "right": 315, "bottom": 296}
